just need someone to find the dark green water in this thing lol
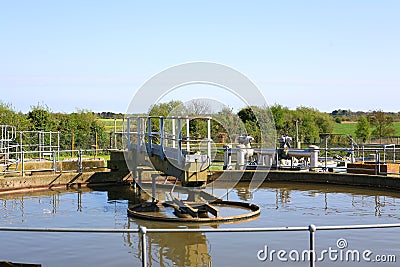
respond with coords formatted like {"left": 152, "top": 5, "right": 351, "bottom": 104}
{"left": 1, "top": 182, "right": 400, "bottom": 266}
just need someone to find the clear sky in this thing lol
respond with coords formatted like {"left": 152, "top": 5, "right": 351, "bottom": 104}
{"left": 1, "top": 1, "right": 399, "bottom": 113}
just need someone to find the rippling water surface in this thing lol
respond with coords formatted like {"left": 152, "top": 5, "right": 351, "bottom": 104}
{"left": 1, "top": 182, "right": 399, "bottom": 266}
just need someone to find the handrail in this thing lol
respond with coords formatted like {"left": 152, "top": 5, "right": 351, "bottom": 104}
{"left": 0, "top": 148, "right": 111, "bottom": 175}
{"left": 1, "top": 223, "right": 400, "bottom": 267}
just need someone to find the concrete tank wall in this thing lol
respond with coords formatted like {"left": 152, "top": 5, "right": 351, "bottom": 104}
{"left": 209, "top": 170, "right": 400, "bottom": 190}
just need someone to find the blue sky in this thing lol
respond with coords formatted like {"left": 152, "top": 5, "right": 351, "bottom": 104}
{"left": 1, "top": 1, "right": 399, "bottom": 113}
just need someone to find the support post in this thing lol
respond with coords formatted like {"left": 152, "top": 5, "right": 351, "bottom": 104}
{"left": 172, "top": 118, "right": 176, "bottom": 148}
{"left": 131, "top": 171, "right": 137, "bottom": 190}
{"left": 375, "top": 150, "right": 380, "bottom": 175}
{"left": 71, "top": 133, "right": 75, "bottom": 158}
{"left": 38, "top": 132, "right": 41, "bottom": 159}
{"left": 362, "top": 145, "right": 365, "bottom": 163}
{"left": 295, "top": 120, "right": 300, "bottom": 149}
{"left": 177, "top": 118, "right": 183, "bottom": 166}
{"left": 52, "top": 150, "right": 56, "bottom": 174}
{"left": 265, "top": 154, "right": 272, "bottom": 167}
{"left": 159, "top": 117, "right": 164, "bottom": 160}
{"left": 135, "top": 118, "right": 141, "bottom": 180}
{"left": 138, "top": 168, "right": 142, "bottom": 198}
{"left": 325, "top": 137, "right": 328, "bottom": 171}
{"left": 309, "top": 224, "right": 316, "bottom": 267}
{"left": 137, "top": 117, "right": 141, "bottom": 152}
{"left": 127, "top": 117, "right": 131, "bottom": 150}
{"left": 207, "top": 118, "right": 211, "bottom": 164}
{"left": 383, "top": 146, "right": 386, "bottom": 164}
{"left": 114, "top": 118, "right": 117, "bottom": 149}
{"left": 95, "top": 132, "right": 98, "bottom": 158}
{"left": 57, "top": 131, "right": 60, "bottom": 161}
{"left": 152, "top": 174, "right": 157, "bottom": 202}
{"left": 139, "top": 226, "right": 148, "bottom": 267}
{"left": 223, "top": 145, "right": 232, "bottom": 170}
{"left": 21, "top": 150, "right": 25, "bottom": 177}
{"left": 147, "top": 117, "right": 152, "bottom": 156}
{"left": 78, "top": 150, "right": 83, "bottom": 174}
{"left": 20, "top": 132, "right": 23, "bottom": 164}
{"left": 50, "top": 131, "right": 52, "bottom": 154}
{"left": 186, "top": 117, "right": 190, "bottom": 152}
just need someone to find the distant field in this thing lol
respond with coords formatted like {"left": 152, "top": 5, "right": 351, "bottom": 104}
{"left": 98, "top": 118, "right": 124, "bottom": 132}
{"left": 99, "top": 118, "right": 400, "bottom": 137}
{"left": 333, "top": 122, "right": 400, "bottom": 137}
{"left": 332, "top": 122, "right": 358, "bottom": 136}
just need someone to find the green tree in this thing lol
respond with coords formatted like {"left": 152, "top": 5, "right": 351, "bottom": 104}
{"left": 148, "top": 100, "right": 215, "bottom": 140}
{"left": 237, "top": 107, "right": 260, "bottom": 142}
{"left": 268, "top": 105, "right": 334, "bottom": 145}
{"left": 0, "top": 101, "right": 30, "bottom": 130}
{"left": 355, "top": 116, "right": 371, "bottom": 143}
{"left": 270, "top": 104, "right": 288, "bottom": 134}
{"left": 369, "top": 110, "right": 396, "bottom": 143}
{"left": 315, "top": 111, "right": 334, "bottom": 134}
{"left": 148, "top": 101, "right": 184, "bottom": 136}
{"left": 148, "top": 101, "right": 184, "bottom": 117}
{"left": 291, "top": 107, "right": 334, "bottom": 144}
{"left": 212, "top": 107, "right": 245, "bottom": 143}
{"left": 237, "top": 106, "right": 276, "bottom": 145}
{"left": 27, "top": 104, "right": 57, "bottom": 131}
{"left": 185, "top": 100, "right": 212, "bottom": 139}
{"left": 238, "top": 107, "right": 258, "bottom": 125}
{"left": 57, "top": 110, "right": 107, "bottom": 150}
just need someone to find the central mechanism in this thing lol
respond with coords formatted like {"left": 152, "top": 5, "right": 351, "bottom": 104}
{"left": 124, "top": 116, "right": 260, "bottom": 222}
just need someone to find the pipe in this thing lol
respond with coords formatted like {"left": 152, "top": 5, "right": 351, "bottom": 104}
{"left": 236, "top": 145, "right": 246, "bottom": 170}
{"left": 309, "top": 146, "right": 319, "bottom": 172}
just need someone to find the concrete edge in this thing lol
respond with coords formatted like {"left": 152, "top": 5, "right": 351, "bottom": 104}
{"left": 209, "top": 170, "right": 400, "bottom": 191}
{"left": 2, "top": 169, "right": 400, "bottom": 195}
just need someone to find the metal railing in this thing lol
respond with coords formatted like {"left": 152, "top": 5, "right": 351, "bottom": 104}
{"left": 1, "top": 222, "right": 400, "bottom": 267}
{"left": 0, "top": 148, "right": 110, "bottom": 176}
{"left": 222, "top": 144, "right": 400, "bottom": 175}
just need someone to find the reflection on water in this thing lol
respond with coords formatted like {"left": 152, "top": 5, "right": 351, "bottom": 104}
{"left": 125, "top": 219, "right": 212, "bottom": 267}
{"left": 1, "top": 182, "right": 400, "bottom": 266}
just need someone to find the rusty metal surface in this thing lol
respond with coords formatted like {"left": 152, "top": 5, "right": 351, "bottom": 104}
{"left": 127, "top": 200, "right": 260, "bottom": 223}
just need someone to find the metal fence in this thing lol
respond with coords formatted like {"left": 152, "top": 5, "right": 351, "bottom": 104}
{"left": 2, "top": 147, "right": 400, "bottom": 176}
{"left": 220, "top": 144, "right": 400, "bottom": 176}
{"left": 1, "top": 223, "right": 399, "bottom": 267}
{"left": 0, "top": 148, "right": 110, "bottom": 176}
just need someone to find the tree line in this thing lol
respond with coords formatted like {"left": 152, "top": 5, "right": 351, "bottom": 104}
{"left": 1, "top": 100, "right": 396, "bottom": 150}
{"left": 148, "top": 101, "right": 397, "bottom": 145}
{"left": 148, "top": 101, "right": 334, "bottom": 145}
{"left": 0, "top": 102, "right": 108, "bottom": 150}
{"left": 355, "top": 111, "right": 396, "bottom": 143}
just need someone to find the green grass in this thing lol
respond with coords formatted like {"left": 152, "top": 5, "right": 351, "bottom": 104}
{"left": 98, "top": 118, "right": 124, "bottom": 132}
{"left": 57, "top": 153, "right": 110, "bottom": 161}
{"left": 333, "top": 122, "right": 400, "bottom": 137}
{"left": 333, "top": 122, "right": 358, "bottom": 136}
